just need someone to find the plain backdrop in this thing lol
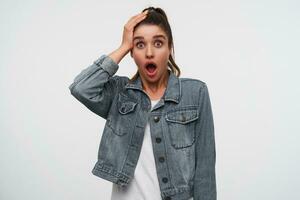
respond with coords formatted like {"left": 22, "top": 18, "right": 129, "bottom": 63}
{"left": 1, "top": 0, "right": 299, "bottom": 199}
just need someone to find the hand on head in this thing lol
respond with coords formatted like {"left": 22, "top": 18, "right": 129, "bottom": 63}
{"left": 120, "top": 10, "right": 148, "bottom": 52}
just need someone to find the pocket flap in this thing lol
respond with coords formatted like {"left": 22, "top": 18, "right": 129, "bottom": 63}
{"left": 118, "top": 94, "right": 137, "bottom": 114}
{"left": 166, "top": 108, "right": 198, "bottom": 124}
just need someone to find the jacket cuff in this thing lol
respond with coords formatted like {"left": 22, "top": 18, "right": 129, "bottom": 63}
{"left": 94, "top": 55, "right": 119, "bottom": 76}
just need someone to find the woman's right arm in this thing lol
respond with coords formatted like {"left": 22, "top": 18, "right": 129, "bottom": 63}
{"left": 68, "top": 52, "right": 127, "bottom": 119}
{"left": 68, "top": 10, "right": 148, "bottom": 119}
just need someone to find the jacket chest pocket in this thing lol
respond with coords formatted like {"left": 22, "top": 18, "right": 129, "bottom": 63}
{"left": 107, "top": 93, "right": 137, "bottom": 136}
{"left": 165, "top": 107, "right": 199, "bottom": 149}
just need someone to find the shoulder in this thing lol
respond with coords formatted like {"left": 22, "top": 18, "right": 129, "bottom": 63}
{"left": 179, "top": 77, "right": 207, "bottom": 90}
{"left": 109, "top": 75, "right": 130, "bottom": 85}
{"left": 115, "top": 75, "right": 130, "bottom": 83}
{"left": 178, "top": 77, "right": 210, "bottom": 101}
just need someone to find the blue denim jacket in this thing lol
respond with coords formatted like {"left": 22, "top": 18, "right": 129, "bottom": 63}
{"left": 69, "top": 55, "right": 216, "bottom": 200}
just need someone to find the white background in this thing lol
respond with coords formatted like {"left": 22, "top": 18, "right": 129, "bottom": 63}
{"left": 1, "top": 0, "right": 299, "bottom": 199}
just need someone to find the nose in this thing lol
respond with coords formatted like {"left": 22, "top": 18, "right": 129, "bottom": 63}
{"left": 146, "top": 45, "right": 154, "bottom": 58}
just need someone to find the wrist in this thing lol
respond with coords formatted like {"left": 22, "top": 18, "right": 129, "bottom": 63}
{"left": 108, "top": 45, "right": 131, "bottom": 65}
{"left": 119, "top": 44, "right": 131, "bottom": 54}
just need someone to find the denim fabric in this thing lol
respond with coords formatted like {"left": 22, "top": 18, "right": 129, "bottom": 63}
{"left": 69, "top": 55, "right": 216, "bottom": 200}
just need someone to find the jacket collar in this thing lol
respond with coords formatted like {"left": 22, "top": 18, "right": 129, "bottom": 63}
{"left": 125, "top": 71, "right": 181, "bottom": 103}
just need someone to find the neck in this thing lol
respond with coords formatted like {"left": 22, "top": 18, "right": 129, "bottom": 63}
{"left": 141, "top": 71, "right": 169, "bottom": 100}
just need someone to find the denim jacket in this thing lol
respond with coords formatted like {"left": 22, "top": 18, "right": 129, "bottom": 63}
{"left": 69, "top": 55, "right": 216, "bottom": 200}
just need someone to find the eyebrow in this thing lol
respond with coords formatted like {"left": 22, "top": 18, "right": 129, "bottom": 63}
{"left": 133, "top": 34, "right": 167, "bottom": 41}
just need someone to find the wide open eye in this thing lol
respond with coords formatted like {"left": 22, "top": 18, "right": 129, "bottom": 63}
{"left": 154, "top": 40, "right": 163, "bottom": 48}
{"left": 136, "top": 42, "right": 145, "bottom": 49}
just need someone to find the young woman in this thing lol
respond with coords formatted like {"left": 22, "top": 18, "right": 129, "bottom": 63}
{"left": 69, "top": 7, "right": 216, "bottom": 200}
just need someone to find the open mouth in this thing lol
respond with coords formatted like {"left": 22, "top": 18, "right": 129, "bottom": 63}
{"left": 145, "top": 63, "right": 157, "bottom": 74}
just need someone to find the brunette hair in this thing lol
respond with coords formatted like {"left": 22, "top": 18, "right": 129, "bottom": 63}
{"left": 130, "top": 6, "right": 181, "bottom": 82}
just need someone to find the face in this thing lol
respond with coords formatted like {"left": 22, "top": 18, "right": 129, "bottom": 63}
{"left": 131, "top": 24, "right": 171, "bottom": 85}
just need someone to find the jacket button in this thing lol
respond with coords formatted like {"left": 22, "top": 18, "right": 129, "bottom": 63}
{"left": 165, "top": 197, "right": 171, "bottom": 200}
{"left": 156, "top": 137, "right": 161, "bottom": 143}
{"left": 159, "top": 156, "right": 165, "bottom": 163}
{"left": 154, "top": 116, "right": 160, "bottom": 122}
{"left": 162, "top": 177, "right": 168, "bottom": 183}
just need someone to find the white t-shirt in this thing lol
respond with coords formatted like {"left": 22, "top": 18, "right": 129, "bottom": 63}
{"left": 110, "top": 99, "right": 193, "bottom": 200}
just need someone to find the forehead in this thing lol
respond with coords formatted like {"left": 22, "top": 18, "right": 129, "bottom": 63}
{"left": 133, "top": 24, "right": 167, "bottom": 39}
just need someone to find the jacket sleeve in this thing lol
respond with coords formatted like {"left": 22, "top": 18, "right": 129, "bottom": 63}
{"left": 68, "top": 55, "right": 127, "bottom": 119}
{"left": 194, "top": 83, "right": 217, "bottom": 200}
